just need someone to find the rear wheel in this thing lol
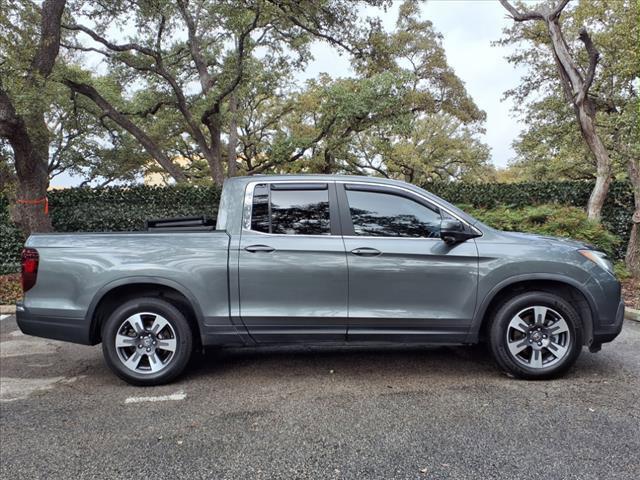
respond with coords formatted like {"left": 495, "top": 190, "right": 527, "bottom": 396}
{"left": 488, "top": 291, "right": 583, "bottom": 379}
{"left": 101, "top": 297, "right": 193, "bottom": 386}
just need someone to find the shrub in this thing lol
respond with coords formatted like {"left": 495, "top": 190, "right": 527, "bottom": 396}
{"left": 0, "top": 273, "right": 21, "bottom": 304}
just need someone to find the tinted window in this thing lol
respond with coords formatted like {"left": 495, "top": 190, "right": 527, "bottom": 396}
{"left": 250, "top": 184, "right": 331, "bottom": 235}
{"left": 346, "top": 189, "right": 441, "bottom": 238}
{"left": 251, "top": 184, "right": 270, "bottom": 233}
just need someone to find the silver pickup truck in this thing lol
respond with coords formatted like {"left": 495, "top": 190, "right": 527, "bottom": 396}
{"left": 17, "top": 175, "right": 625, "bottom": 385}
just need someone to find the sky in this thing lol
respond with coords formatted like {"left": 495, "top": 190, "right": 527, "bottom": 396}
{"left": 51, "top": 0, "right": 527, "bottom": 188}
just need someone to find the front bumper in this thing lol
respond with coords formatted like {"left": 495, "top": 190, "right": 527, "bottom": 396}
{"left": 16, "top": 302, "right": 93, "bottom": 345}
{"left": 592, "top": 299, "right": 625, "bottom": 345}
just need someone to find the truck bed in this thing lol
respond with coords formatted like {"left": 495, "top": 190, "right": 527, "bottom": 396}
{"left": 20, "top": 231, "right": 231, "bottom": 344}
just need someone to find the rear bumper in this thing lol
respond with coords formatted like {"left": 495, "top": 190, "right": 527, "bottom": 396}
{"left": 16, "top": 302, "right": 93, "bottom": 345}
{"left": 592, "top": 300, "right": 625, "bottom": 345}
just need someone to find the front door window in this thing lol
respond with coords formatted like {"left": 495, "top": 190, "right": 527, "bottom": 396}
{"left": 345, "top": 189, "right": 441, "bottom": 238}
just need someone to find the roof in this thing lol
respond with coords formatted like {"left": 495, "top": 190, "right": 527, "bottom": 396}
{"left": 223, "top": 174, "right": 415, "bottom": 189}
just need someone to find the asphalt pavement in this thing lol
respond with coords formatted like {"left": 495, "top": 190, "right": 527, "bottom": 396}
{"left": 1, "top": 315, "right": 639, "bottom": 479}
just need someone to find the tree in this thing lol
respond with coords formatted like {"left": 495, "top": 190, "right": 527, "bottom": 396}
{"left": 0, "top": 0, "right": 66, "bottom": 234}
{"left": 499, "top": 0, "right": 613, "bottom": 220}
{"left": 499, "top": 1, "right": 636, "bottom": 183}
{"left": 347, "top": 114, "right": 492, "bottom": 183}
{"left": 498, "top": 0, "right": 639, "bottom": 275}
{"left": 61, "top": 0, "right": 389, "bottom": 185}
{"left": 233, "top": 1, "right": 489, "bottom": 180}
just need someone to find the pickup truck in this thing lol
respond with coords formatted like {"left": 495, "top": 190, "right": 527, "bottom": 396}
{"left": 17, "top": 175, "right": 625, "bottom": 385}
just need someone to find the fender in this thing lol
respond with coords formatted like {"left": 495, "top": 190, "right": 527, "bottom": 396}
{"left": 86, "top": 275, "right": 206, "bottom": 342}
{"left": 466, "top": 273, "right": 598, "bottom": 343}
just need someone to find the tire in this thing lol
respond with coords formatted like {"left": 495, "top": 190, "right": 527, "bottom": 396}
{"left": 101, "top": 297, "right": 193, "bottom": 386}
{"left": 488, "top": 291, "right": 583, "bottom": 380}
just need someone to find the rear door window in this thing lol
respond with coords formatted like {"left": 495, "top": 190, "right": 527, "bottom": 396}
{"left": 250, "top": 183, "right": 331, "bottom": 235}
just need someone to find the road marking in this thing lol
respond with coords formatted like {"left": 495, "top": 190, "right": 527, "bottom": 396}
{"left": 124, "top": 391, "right": 187, "bottom": 404}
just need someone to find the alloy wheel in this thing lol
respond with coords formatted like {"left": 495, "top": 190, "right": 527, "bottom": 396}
{"left": 114, "top": 312, "right": 177, "bottom": 374}
{"left": 505, "top": 305, "right": 571, "bottom": 369}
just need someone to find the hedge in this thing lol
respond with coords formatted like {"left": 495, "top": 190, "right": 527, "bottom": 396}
{"left": 0, "top": 185, "right": 220, "bottom": 274}
{"left": 0, "top": 180, "right": 633, "bottom": 274}
{"left": 0, "top": 196, "right": 24, "bottom": 275}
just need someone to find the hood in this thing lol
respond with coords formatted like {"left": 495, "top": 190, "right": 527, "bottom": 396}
{"left": 497, "top": 230, "right": 592, "bottom": 250}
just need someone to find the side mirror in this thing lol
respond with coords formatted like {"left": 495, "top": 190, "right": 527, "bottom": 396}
{"left": 440, "top": 219, "right": 477, "bottom": 244}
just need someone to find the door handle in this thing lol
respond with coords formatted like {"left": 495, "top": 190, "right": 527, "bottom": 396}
{"left": 350, "top": 247, "right": 382, "bottom": 257}
{"left": 244, "top": 244, "right": 275, "bottom": 253}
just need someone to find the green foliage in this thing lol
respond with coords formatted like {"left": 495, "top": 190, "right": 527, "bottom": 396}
{"left": 0, "top": 181, "right": 633, "bottom": 274}
{"left": 614, "top": 262, "right": 631, "bottom": 281}
{"left": 0, "top": 196, "right": 25, "bottom": 274}
{"left": 461, "top": 204, "right": 620, "bottom": 257}
{"left": 49, "top": 185, "right": 221, "bottom": 232}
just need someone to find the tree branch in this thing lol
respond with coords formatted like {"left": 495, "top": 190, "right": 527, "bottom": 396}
{"left": 66, "top": 20, "right": 213, "bottom": 161}
{"left": 31, "top": 0, "right": 66, "bottom": 77}
{"left": 63, "top": 23, "right": 158, "bottom": 59}
{"left": 201, "top": 8, "right": 261, "bottom": 123}
{"left": 63, "top": 79, "right": 187, "bottom": 183}
{"left": 126, "top": 100, "right": 176, "bottom": 118}
{"left": 60, "top": 42, "right": 110, "bottom": 56}
{"left": 177, "top": 0, "right": 214, "bottom": 91}
{"left": 579, "top": 27, "right": 600, "bottom": 95}
{"left": 268, "top": 0, "right": 359, "bottom": 54}
{"left": 498, "top": 0, "right": 544, "bottom": 22}
{"left": 549, "top": 0, "right": 572, "bottom": 19}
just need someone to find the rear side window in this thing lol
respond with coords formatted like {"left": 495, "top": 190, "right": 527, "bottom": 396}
{"left": 250, "top": 184, "right": 331, "bottom": 235}
{"left": 346, "top": 189, "right": 441, "bottom": 238}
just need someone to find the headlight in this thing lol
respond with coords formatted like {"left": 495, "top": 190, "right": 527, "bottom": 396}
{"left": 578, "top": 249, "right": 614, "bottom": 274}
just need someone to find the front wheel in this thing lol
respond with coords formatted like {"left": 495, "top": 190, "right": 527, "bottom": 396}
{"left": 101, "top": 297, "right": 193, "bottom": 386}
{"left": 488, "top": 291, "right": 583, "bottom": 380}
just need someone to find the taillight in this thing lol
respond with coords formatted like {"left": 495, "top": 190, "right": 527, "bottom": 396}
{"left": 21, "top": 248, "right": 39, "bottom": 293}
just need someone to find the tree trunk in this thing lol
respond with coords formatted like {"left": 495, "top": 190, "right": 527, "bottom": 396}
{"left": 576, "top": 104, "right": 613, "bottom": 220}
{"left": 227, "top": 95, "right": 238, "bottom": 177}
{"left": 546, "top": 19, "right": 612, "bottom": 221}
{"left": 204, "top": 106, "right": 225, "bottom": 185}
{"left": 322, "top": 150, "right": 335, "bottom": 174}
{"left": 1, "top": 90, "right": 53, "bottom": 234}
{"left": 9, "top": 116, "right": 53, "bottom": 233}
{"left": 626, "top": 156, "right": 640, "bottom": 278}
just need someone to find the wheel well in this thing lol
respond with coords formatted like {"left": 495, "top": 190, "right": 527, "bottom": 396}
{"left": 90, "top": 283, "right": 201, "bottom": 345}
{"left": 479, "top": 280, "right": 594, "bottom": 346}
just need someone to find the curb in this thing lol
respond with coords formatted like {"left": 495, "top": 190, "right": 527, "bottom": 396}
{"left": 0, "top": 305, "right": 16, "bottom": 315}
{"left": 625, "top": 307, "right": 640, "bottom": 323}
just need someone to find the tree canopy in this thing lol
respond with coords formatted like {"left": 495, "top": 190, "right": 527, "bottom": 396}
{"left": 1, "top": 0, "right": 491, "bottom": 190}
